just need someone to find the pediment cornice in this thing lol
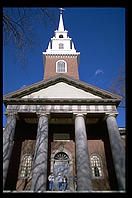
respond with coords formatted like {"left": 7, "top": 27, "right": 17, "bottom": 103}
{"left": 3, "top": 74, "right": 122, "bottom": 106}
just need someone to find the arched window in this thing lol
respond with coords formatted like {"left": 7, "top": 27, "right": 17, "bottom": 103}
{"left": 59, "top": 35, "right": 63, "bottom": 38}
{"left": 90, "top": 154, "right": 103, "bottom": 178}
{"left": 19, "top": 154, "right": 32, "bottom": 179}
{"left": 56, "top": 60, "right": 67, "bottom": 73}
{"left": 59, "top": 43, "right": 64, "bottom": 49}
{"left": 54, "top": 152, "right": 69, "bottom": 160}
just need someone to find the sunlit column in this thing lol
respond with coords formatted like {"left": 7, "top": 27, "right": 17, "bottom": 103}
{"left": 105, "top": 113, "right": 125, "bottom": 190}
{"left": 74, "top": 113, "right": 92, "bottom": 191}
{"left": 31, "top": 113, "right": 49, "bottom": 191}
{"left": 3, "top": 112, "right": 17, "bottom": 189}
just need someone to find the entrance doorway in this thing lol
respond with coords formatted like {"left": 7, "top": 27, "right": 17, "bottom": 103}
{"left": 53, "top": 152, "right": 69, "bottom": 190}
{"left": 50, "top": 149, "right": 74, "bottom": 191}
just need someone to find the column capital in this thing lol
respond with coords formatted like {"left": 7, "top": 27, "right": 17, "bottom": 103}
{"left": 5, "top": 111, "right": 17, "bottom": 116}
{"left": 73, "top": 112, "right": 87, "bottom": 119}
{"left": 36, "top": 112, "right": 50, "bottom": 119}
{"left": 4, "top": 111, "right": 19, "bottom": 120}
{"left": 104, "top": 113, "right": 118, "bottom": 120}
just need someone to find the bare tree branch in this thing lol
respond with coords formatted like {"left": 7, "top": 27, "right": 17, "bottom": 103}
{"left": 3, "top": 8, "right": 57, "bottom": 67}
{"left": 109, "top": 64, "right": 125, "bottom": 108}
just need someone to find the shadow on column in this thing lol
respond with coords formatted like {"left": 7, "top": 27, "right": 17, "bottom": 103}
{"left": 4, "top": 139, "right": 22, "bottom": 190}
{"left": 103, "top": 121, "right": 119, "bottom": 190}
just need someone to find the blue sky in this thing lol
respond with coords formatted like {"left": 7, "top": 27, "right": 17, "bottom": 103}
{"left": 3, "top": 7, "right": 125, "bottom": 127}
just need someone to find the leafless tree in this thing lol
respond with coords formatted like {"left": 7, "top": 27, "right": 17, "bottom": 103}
{"left": 3, "top": 8, "right": 57, "bottom": 67}
{"left": 109, "top": 64, "right": 125, "bottom": 108}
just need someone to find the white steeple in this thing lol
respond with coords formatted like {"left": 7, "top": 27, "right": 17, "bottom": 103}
{"left": 43, "top": 8, "right": 80, "bottom": 56}
{"left": 58, "top": 8, "right": 65, "bottom": 31}
{"left": 42, "top": 8, "right": 80, "bottom": 80}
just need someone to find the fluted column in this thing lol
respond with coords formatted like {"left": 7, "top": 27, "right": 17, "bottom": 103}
{"left": 3, "top": 112, "right": 17, "bottom": 189}
{"left": 74, "top": 113, "right": 92, "bottom": 191}
{"left": 105, "top": 113, "right": 125, "bottom": 190}
{"left": 31, "top": 113, "right": 49, "bottom": 191}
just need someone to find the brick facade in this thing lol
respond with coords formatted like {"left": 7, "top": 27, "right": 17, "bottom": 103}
{"left": 43, "top": 56, "right": 79, "bottom": 80}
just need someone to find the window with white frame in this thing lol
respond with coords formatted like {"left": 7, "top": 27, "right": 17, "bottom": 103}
{"left": 19, "top": 154, "right": 32, "bottom": 179}
{"left": 56, "top": 60, "right": 67, "bottom": 73}
{"left": 90, "top": 154, "right": 103, "bottom": 178}
{"left": 59, "top": 43, "right": 64, "bottom": 49}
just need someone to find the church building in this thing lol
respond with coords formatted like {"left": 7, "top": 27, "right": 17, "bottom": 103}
{"left": 3, "top": 9, "right": 125, "bottom": 192}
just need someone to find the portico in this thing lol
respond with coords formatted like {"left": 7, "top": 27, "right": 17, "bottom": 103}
{"left": 3, "top": 87, "right": 125, "bottom": 191}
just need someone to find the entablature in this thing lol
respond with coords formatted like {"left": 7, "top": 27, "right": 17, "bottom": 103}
{"left": 3, "top": 98, "right": 121, "bottom": 106}
{"left": 5, "top": 104, "right": 118, "bottom": 115}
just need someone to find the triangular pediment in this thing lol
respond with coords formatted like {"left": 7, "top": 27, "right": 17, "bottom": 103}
{"left": 22, "top": 82, "right": 102, "bottom": 99}
{"left": 3, "top": 74, "right": 122, "bottom": 105}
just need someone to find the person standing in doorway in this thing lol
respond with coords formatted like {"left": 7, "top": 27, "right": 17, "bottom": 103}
{"left": 73, "top": 175, "right": 77, "bottom": 191}
{"left": 57, "top": 173, "right": 63, "bottom": 191}
{"left": 48, "top": 172, "right": 54, "bottom": 191}
{"left": 63, "top": 175, "right": 68, "bottom": 191}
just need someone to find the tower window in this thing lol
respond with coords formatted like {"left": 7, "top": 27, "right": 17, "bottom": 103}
{"left": 56, "top": 60, "right": 67, "bottom": 73}
{"left": 90, "top": 154, "right": 103, "bottom": 179}
{"left": 59, "top": 34, "right": 63, "bottom": 38}
{"left": 59, "top": 43, "right": 64, "bottom": 49}
{"left": 19, "top": 154, "right": 32, "bottom": 179}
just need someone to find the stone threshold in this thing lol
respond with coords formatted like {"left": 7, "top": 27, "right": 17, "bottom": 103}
{"left": 3, "top": 190, "right": 125, "bottom": 193}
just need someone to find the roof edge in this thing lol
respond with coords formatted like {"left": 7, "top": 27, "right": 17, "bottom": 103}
{"left": 3, "top": 74, "right": 122, "bottom": 101}
{"left": 3, "top": 98, "right": 121, "bottom": 106}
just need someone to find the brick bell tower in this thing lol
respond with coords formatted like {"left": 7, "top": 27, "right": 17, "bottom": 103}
{"left": 43, "top": 8, "right": 80, "bottom": 80}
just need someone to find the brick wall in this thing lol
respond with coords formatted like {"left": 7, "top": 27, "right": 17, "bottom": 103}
{"left": 88, "top": 140, "right": 110, "bottom": 190}
{"left": 43, "top": 56, "right": 79, "bottom": 80}
{"left": 16, "top": 140, "right": 36, "bottom": 191}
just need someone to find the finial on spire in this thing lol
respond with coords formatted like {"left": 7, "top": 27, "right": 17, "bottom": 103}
{"left": 59, "top": 8, "right": 65, "bottom": 14}
{"left": 58, "top": 8, "right": 65, "bottom": 31}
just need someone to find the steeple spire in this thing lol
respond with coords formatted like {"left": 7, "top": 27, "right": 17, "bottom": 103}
{"left": 43, "top": 7, "right": 80, "bottom": 80}
{"left": 58, "top": 8, "right": 65, "bottom": 31}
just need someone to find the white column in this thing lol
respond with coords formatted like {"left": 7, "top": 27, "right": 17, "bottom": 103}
{"left": 3, "top": 112, "right": 17, "bottom": 189}
{"left": 106, "top": 113, "right": 125, "bottom": 190}
{"left": 31, "top": 113, "right": 49, "bottom": 191}
{"left": 74, "top": 113, "right": 92, "bottom": 191}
